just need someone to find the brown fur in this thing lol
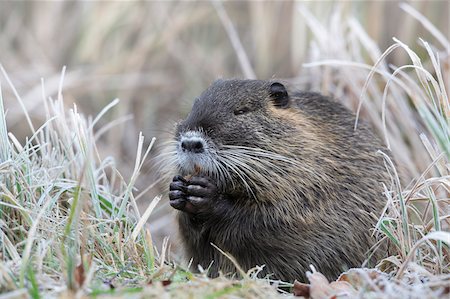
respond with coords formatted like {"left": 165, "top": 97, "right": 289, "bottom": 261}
{"left": 166, "top": 79, "right": 390, "bottom": 282}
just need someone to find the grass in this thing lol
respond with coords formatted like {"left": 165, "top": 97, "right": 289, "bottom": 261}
{"left": 0, "top": 68, "right": 282, "bottom": 298}
{"left": 0, "top": 68, "right": 155, "bottom": 295}
{"left": 0, "top": 2, "right": 449, "bottom": 299}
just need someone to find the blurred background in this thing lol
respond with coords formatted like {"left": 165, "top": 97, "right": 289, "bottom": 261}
{"left": 0, "top": 1, "right": 448, "bottom": 253}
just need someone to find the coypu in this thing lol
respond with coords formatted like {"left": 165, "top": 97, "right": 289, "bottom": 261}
{"left": 166, "top": 79, "right": 389, "bottom": 282}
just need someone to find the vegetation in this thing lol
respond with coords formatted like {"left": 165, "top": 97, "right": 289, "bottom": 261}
{"left": 0, "top": 2, "right": 448, "bottom": 299}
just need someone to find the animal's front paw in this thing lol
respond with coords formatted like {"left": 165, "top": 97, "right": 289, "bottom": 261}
{"left": 169, "top": 175, "right": 219, "bottom": 215}
{"left": 169, "top": 175, "right": 188, "bottom": 210}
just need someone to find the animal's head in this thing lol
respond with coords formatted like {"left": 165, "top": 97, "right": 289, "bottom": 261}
{"left": 168, "top": 79, "right": 306, "bottom": 198}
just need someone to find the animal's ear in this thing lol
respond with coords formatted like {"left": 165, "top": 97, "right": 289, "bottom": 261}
{"left": 269, "top": 82, "right": 289, "bottom": 108}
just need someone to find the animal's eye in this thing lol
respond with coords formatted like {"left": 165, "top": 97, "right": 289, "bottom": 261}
{"left": 234, "top": 107, "right": 250, "bottom": 115}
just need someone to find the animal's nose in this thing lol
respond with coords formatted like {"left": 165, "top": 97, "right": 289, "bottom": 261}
{"left": 181, "top": 139, "right": 204, "bottom": 153}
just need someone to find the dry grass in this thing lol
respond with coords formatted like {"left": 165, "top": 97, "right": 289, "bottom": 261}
{"left": 0, "top": 2, "right": 449, "bottom": 299}
{"left": 0, "top": 68, "right": 282, "bottom": 298}
{"left": 0, "top": 1, "right": 448, "bottom": 246}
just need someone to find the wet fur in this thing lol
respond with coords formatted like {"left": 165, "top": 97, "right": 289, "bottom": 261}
{"left": 166, "top": 79, "right": 390, "bottom": 282}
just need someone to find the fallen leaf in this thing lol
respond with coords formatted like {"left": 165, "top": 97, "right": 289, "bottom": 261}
{"left": 307, "top": 271, "right": 335, "bottom": 299}
{"left": 294, "top": 266, "right": 360, "bottom": 299}
{"left": 74, "top": 262, "right": 85, "bottom": 288}
{"left": 293, "top": 280, "right": 310, "bottom": 297}
{"left": 338, "top": 268, "right": 385, "bottom": 291}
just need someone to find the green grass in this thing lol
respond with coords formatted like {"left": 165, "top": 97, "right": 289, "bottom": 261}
{"left": 0, "top": 2, "right": 449, "bottom": 299}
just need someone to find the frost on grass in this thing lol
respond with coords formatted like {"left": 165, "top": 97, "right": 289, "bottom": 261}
{"left": 296, "top": 3, "right": 449, "bottom": 298}
{"left": 0, "top": 71, "right": 281, "bottom": 299}
{"left": 366, "top": 23, "right": 449, "bottom": 299}
{"left": 0, "top": 71, "right": 162, "bottom": 296}
{"left": 0, "top": 3, "right": 449, "bottom": 299}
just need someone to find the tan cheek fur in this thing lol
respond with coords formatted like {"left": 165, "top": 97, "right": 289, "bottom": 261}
{"left": 267, "top": 105, "right": 324, "bottom": 143}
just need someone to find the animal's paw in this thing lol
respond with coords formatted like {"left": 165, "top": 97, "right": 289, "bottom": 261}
{"left": 169, "top": 175, "right": 219, "bottom": 215}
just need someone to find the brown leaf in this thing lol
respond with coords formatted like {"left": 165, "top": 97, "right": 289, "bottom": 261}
{"left": 293, "top": 280, "right": 310, "bottom": 297}
{"left": 329, "top": 281, "right": 358, "bottom": 297}
{"left": 300, "top": 268, "right": 358, "bottom": 299}
{"left": 308, "top": 271, "right": 335, "bottom": 299}
{"left": 74, "top": 252, "right": 93, "bottom": 289}
{"left": 161, "top": 280, "right": 172, "bottom": 287}
{"left": 443, "top": 285, "right": 449, "bottom": 295}
{"left": 338, "top": 268, "right": 385, "bottom": 291}
{"left": 74, "top": 262, "right": 85, "bottom": 288}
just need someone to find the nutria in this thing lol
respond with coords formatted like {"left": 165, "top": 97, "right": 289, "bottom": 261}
{"left": 166, "top": 79, "right": 389, "bottom": 282}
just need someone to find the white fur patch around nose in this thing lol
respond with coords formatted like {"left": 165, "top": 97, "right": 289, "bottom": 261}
{"left": 180, "top": 132, "right": 207, "bottom": 151}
